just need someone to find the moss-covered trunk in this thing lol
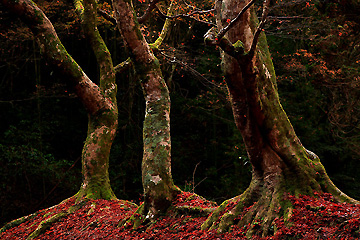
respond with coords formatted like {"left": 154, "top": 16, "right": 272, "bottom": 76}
{"left": 202, "top": 0, "right": 358, "bottom": 237}
{"left": 112, "top": 0, "right": 179, "bottom": 218}
{"left": 3, "top": 0, "right": 118, "bottom": 201}
{"left": 77, "top": 111, "right": 117, "bottom": 200}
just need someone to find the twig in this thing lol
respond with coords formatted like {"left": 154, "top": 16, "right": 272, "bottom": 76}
{"left": 114, "top": 58, "right": 132, "bottom": 73}
{"left": 138, "top": 0, "right": 161, "bottom": 24}
{"left": 192, "top": 162, "right": 201, "bottom": 193}
{"left": 98, "top": 9, "right": 116, "bottom": 24}
{"left": 155, "top": 5, "right": 215, "bottom": 26}
{"left": 158, "top": 50, "right": 219, "bottom": 88}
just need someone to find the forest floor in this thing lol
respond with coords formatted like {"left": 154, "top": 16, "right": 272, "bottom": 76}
{"left": 1, "top": 191, "right": 360, "bottom": 239}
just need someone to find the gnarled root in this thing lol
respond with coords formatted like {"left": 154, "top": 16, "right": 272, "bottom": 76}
{"left": 27, "top": 199, "right": 88, "bottom": 239}
{"left": 202, "top": 165, "right": 359, "bottom": 238}
{"left": 201, "top": 181, "right": 289, "bottom": 238}
{"left": 119, "top": 191, "right": 217, "bottom": 230}
{"left": 1, "top": 195, "right": 137, "bottom": 239}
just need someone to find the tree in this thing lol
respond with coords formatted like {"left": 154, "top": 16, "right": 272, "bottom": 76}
{"left": 0, "top": 0, "right": 124, "bottom": 236}
{"left": 201, "top": 0, "right": 359, "bottom": 237}
{"left": 1, "top": 0, "right": 119, "bottom": 202}
{"left": 1, "top": 0, "right": 182, "bottom": 229}
{"left": 112, "top": 0, "right": 180, "bottom": 219}
{"left": 2, "top": 0, "right": 359, "bottom": 237}
{"left": 74, "top": 0, "right": 118, "bottom": 201}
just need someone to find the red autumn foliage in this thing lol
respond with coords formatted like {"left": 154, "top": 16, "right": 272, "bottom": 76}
{"left": 1, "top": 191, "right": 359, "bottom": 239}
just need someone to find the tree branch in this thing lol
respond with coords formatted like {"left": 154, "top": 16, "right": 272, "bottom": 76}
{"left": 181, "top": 0, "right": 201, "bottom": 11}
{"left": 216, "top": 0, "right": 257, "bottom": 41}
{"left": 205, "top": 0, "right": 270, "bottom": 61}
{"left": 138, "top": 0, "right": 161, "bottom": 24}
{"left": 149, "top": 0, "right": 176, "bottom": 49}
{"left": 98, "top": 9, "right": 116, "bottom": 24}
{"left": 75, "top": 0, "right": 117, "bottom": 100}
{"left": 248, "top": 0, "right": 270, "bottom": 57}
{"left": 155, "top": 4, "right": 215, "bottom": 26}
{"left": 114, "top": 58, "right": 132, "bottom": 73}
{"left": 2, "top": 0, "right": 110, "bottom": 115}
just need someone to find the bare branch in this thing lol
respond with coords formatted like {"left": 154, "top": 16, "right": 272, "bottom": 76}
{"left": 114, "top": 58, "right": 132, "bottom": 73}
{"left": 150, "top": 0, "right": 176, "bottom": 49}
{"left": 155, "top": 4, "right": 215, "bottom": 26}
{"left": 158, "top": 50, "right": 220, "bottom": 89}
{"left": 138, "top": 0, "right": 161, "bottom": 24}
{"left": 216, "top": 0, "right": 257, "bottom": 41}
{"left": 181, "top": 0, "right": 201, "bottom": 11}
{"left": 249, "top": 0, "right": 270, "bottom": 57}
{"left": 98, "top": 9, "right": 116, "bottom": 24}
{"left": 266, "top": 16, "right": 310, "bottom": 20}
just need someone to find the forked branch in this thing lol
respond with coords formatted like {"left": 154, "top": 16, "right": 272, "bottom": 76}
{"left": 204, "top": 0, "right": 270, "bottom": 60}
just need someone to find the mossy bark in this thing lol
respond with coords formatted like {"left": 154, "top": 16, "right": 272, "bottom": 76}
{"left": 149, "top": 0, "right": 176, "bottom": 50}
{"left": 3, "top": 0, "right": 118, "bottom": 201}
{"left": 112, "top": 0, "right": 179, "bottom": 218}
{"left": 202, "top": 0, "right": 358, "bottom": 237}
{"left": 74, "top": 0, "right": 118, "bottom": 201}
{"left": 77, "top": 110, "right": 118, "bottom": 200}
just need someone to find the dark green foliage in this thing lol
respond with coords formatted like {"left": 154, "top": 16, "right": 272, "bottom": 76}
{"left": 0, "top": 99, "right": 84, "bottom": 226}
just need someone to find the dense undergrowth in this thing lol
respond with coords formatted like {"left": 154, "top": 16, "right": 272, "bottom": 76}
{"left": 1, "top": 191, "right": 359, "bottom": 239}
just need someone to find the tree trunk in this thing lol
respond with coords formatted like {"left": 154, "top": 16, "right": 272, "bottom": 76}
{"left": 74, "top": 0, "right": 118, "bottom": 201}
{"left": 202, "top": 0, "right": 358, "bottom": 237}
{"left": 3, "top": 0, "right": 118, "bottom": 201}
{"left": 112, "top": 0, "right": 179, "bottom": 218}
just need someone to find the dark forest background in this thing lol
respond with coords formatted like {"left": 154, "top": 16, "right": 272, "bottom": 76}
{"left": 1, "top": 0, "right": 359, "bottom": 226}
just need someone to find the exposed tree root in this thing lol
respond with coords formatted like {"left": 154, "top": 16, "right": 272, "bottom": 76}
{"left": 174, "top": 205, "right": 216, "bottom": 216}
{"left": 119, "top": 202, "right": 147, "bottom": 229}
{"left": 0, "top": 211, "right": 39, "bottom": 234}
{"left": 1, "top": 195, "right": 137, "bottom": 239}
{"left": 201, "top": 165, "right": 359, "bottom": 238}
{"left": 0, "top": 196, "right": 75, "bottom": 235}
{"left": 26, "top": 199, "right": 88, "bottom": 239}
{"left": 201, "top": 180, "right": 283, "bottom": 237}
{"left": 119, "top": 191, "right": 217, "bottom": 230}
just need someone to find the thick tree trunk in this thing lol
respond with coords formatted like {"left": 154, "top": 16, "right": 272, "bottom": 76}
{"left": 3, "top": 0, "right": 118, "bottom": 201}
{"left": 112, "top": 0, "right": 179, "bottom": 218}
{"left": 202, "top": 0, "right": 358, "bottom": 237}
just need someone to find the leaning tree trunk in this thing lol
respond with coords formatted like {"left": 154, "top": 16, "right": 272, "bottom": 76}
{"left": 112, "top": 0, "right": 179, "bottom": 218}
{"left": 202, "top": 0, "right": 358, "bottom": 237}
{"left": 2, "top": 0, "right": 118, "bottom": 201}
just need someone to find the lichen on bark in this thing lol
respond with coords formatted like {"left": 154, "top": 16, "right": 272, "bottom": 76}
{"left": 112, "top": 0, "right": 180, "bottom": 219}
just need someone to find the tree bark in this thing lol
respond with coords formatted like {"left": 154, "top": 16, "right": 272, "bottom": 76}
{"left": 112, "top": 0, "right": 179, "bottom": 218}
{"left": 2, "top": 0, "right": 118, "bottom": 200}
{"left": 202, "top": 0, "right": 358, "bottom": 237}
{"left": 75, "top": 0, "right": 118, "bottom": 200}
